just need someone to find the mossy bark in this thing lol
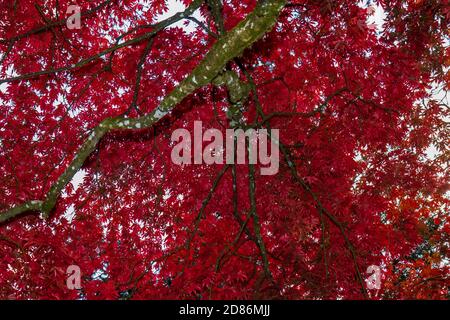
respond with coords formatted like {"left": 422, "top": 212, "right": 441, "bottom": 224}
{"left": 0, "top": 0, "right": 287, "bottom": 224}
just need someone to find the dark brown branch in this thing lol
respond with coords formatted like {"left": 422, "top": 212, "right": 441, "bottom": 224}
{"left": 207, "top": 0, "right": 225, "bottom": 35}
{"left": 0, "top": 0, "right": 205, "bottom": 84}
{"left": 124, "top": 37, "right": 155, "bottom": 116}
{"left": 186, "top": 164, "right": 231, "bottom": 249}
{"left": 237, "top": 61, "right": 367, "bottom": 297}
{"left": 185, "top": 16, "right": 218, "bottom": 38}
{"left": 248, "top": 162, "right": 273, "bottom": 281}
{"left": 277, "top": 141, "right": 369, "bottom": 298}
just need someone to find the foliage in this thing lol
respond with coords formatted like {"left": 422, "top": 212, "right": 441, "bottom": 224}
{"left": 0, "top": 0, "right": 448, "bottom": 299}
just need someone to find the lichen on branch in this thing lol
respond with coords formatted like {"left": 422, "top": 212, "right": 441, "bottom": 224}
{"left": 0, "top": 0, "right": 287, "bottom": 224}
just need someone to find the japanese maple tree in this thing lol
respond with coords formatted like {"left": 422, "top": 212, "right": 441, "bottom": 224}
{"left": 0, "top": 0, "right": 449, "bottom": 299}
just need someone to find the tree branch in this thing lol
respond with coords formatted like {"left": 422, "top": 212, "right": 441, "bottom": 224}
{"left": 276, "top": 140, "right": 369, "bottom": 298}
{"left": 0, "top": 0, "right": 114, "bottom": 44}
{"left": 248, "top": 162, "right": 273, "bottom": 281}
{"left": 0, "top": 0, "right": 204, "bottom": 85}
{"left": 0, "top": 0, "right": 287, "bottom": 224}
{"left": 236, "top": 61, "right": 367, "bottom": 297}
{"left": 207, "top": 0, "right": 225, "bottom": 35}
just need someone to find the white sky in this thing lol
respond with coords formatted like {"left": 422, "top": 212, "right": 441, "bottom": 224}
{"left": 154, "top": 0, "right": 204, "bottom": 33}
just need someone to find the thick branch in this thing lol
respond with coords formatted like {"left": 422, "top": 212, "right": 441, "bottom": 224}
{"left": 0, "top": 0, "right": 287, "bottom": 224}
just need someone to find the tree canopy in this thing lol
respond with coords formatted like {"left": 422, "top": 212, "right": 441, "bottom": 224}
{"left": 0, "top": 0, "right": 448, "bottom": 299}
